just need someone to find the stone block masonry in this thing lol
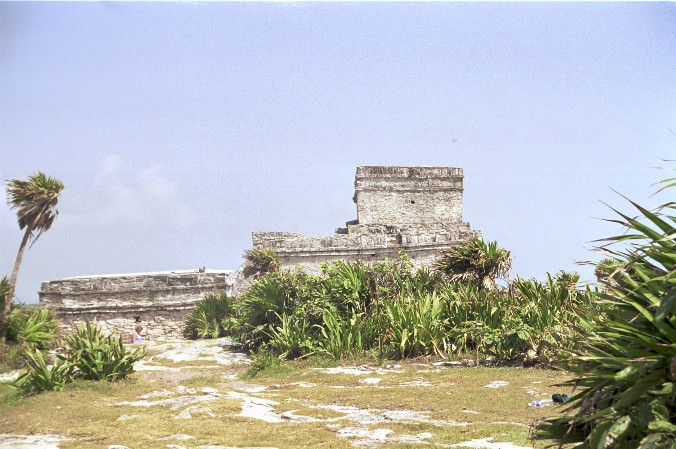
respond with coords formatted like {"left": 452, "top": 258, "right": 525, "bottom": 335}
{"left": 40, "top": 165, "right": 480, "bottom": 339}
{"left": 39, "top": 270, "right": 231, "bottom": 340}
{"left": 247, "top": 166, "right": 479, "bottom": 278}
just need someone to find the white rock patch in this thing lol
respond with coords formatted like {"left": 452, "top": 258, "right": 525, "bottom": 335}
{"left": 484, "top": 381, "right": 509, "bottom": 389}
{"left": 315, "top": 365, "right": 402, "bottom": 376}
{"left": 360, "top": 378, "right": 381, "bottom": 385}
{"left": 450, "top": 437, "right": 532, "bottom": 448}
{"left": 336, "top": 427, "right": 433, "bottom": 447}
{"left": 228, "top": 391, "right": 283, "bottom": 423}
{"left": 143, "top": 338, "right": 251, "bottom": 366}
{"left": 0, "top": 434, "right": 69, "bottom": 449}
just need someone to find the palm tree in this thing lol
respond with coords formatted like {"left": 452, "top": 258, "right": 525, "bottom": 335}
{"left": 434, "top": 236, "right": 512, "bottom": 290}
{"left": 0, "top": 172, "right": 63, "bottom": 340}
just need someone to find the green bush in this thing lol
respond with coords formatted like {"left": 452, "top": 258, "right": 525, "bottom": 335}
{"left": 0, "top": 341, "right": 30, "bottom": 371}
{"left": 265, "top": 313, "right": 316, "bottom": 359}
{"left": 381, "top": 293, "right": 448, "bottom": 358}
{"left": 7, "top": 307, "right": 59, "bottom": 350}
{"left": 541, "top": 177, "right": 676, "bottom": 448}
{"left": 184, "top": 293, "right": 234, "bottom": 339}
{"left": 231, "top": 245, "right": 598, "bottom": 365}
{"left": 13, "top": 349, "right": 71, "bottom": 395}
{"left": 316, "top": 306, "right": 368, "bottom": 359}
{"left": 63, "top": 321, "right": 145, "bottom": 381}
{"left": 243, "top": 247, "right": 281, "bottom": 277}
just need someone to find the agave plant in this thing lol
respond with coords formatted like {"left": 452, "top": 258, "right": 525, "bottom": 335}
{"left": 542, "top": 175, "right": 676, "bottom": 448}
{"left": 7, "top": 306, "right": 59, "bottom": 350}
{"left": 382, "top": 293, "right": 448, "bottom": 359}
{"left": 315, "top": 305, "right": 368, "bottom": 359}
{"left": 265, "top": 313, "right": 316, "bottom": 359}
{"left": 13, "top": 349, "right": 71, "bottom": 395}
{"left": 63, "top": 321, "right": 145, "bottom": 381}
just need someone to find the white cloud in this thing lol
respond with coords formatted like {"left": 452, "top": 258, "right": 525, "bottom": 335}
{"left": 64, "top": 155, "right": 198, "bottom": 229}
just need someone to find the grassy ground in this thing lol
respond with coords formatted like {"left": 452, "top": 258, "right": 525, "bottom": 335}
{"left": 0, "top": 341, "right": 574, "bottom": 449}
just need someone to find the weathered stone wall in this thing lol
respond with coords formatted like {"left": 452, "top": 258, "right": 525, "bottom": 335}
{"left": 246, "top": 165, "right": 478, "bottom": 283}
{"left": 39, "top": 270, "right": 231, "bottom": 340}
{"left": 354, "top": 166, "right": 464, "bottom": 226}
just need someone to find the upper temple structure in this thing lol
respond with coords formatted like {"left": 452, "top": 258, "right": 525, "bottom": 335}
{"left": 39, "top": 166, "right": 479, "bottom": 339}
{"left": 249, "top": 166, "right": 478, "bottom": 274}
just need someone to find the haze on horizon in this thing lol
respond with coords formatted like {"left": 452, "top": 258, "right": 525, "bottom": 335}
{"left": 1, "top": 2, "right": 674, "bottom": 304}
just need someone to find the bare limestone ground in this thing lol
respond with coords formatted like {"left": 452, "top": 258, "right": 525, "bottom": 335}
{"left": 0, "top": 338, "right": 574, "bottom": 449}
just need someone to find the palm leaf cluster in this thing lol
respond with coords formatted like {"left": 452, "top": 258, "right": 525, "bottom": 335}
{"left": 6, "top": 171, "right": 63, "bottom": 244}
{"left": 184, "top": 293, "right": 234, "bottom": 339}
{"left": 541, "top": 178, "right": 675, "bottom": 448}
{"left": 434, "top": 236, "right": 512, "bottom": 290}
{"left": 243, "top": 247, "right": 281, "bottom": 278}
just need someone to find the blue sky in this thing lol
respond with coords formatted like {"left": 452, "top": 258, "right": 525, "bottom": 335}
{"left": 1, "top": 2, "right": 674, "bottom": 303}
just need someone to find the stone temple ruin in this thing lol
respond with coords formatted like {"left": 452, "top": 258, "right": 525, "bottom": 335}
{"left": 39, "top": 166, "right": 479, "bottom": 339}
{"left": 248, "top": 166, "right": 476, "bottom": 273}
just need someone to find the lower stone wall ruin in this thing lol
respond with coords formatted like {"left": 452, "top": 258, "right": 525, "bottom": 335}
{"left": 39, "top": 270, "right": 231, "bottom": 341}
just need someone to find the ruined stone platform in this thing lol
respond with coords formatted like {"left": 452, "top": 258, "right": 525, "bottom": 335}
{"left": 39, "top": 270, "right": 231, "bottom": 340}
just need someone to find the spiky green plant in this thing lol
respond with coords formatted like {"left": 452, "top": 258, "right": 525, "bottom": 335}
{"left": 316, "top": 306, "right": 368, "bottom": 359}
{"left": 7, "top": 307, "right": 59, "bottom": 350}
{"left": 541, "top": 176, "right": 676, "bottom": 448}
{"left": 64, "top": 321, "right": 145, "bottom": 381}
{"left": 184, "top": 293, "right": 233, "bottom": 339}
{"left": 434, "top": 236, "right": 512, "bottom": 290}
{"left": 265, "top": 313, "right": 315, "bottom": 359}
{"left": 381, "top": 293, "right": 448, "bottom": 359}
{"left": 13, "top": 349, "right": 71, "bottom": 395}
{"left": 323, "top": 261, "right": 371, "bottom": 313}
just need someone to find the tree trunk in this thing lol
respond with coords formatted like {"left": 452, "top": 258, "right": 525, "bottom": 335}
{"left": 0, "top": 226, "right": 32, "bottom": 340}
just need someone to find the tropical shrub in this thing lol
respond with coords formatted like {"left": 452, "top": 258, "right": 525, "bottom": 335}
{"left": 13, "top": 349, "right": 71, "bottom": 395}
{"left": 381, "top": 293, "right": 448, "bottom": 358}
{"left": 63, "top": 321, "right": 145, "bottom": 381}
{"left": 315, "top": 306, "right": 368, "bottom": 359}
{"left": 243, "top": 247, "right": 281, "bottom": 278}
{"left": 0, "top": 341, "right": 30, "bottom": 371}
{"left": 266, "top": 313, "right": 316, "bottom": 359}
{"left": 541, "top": 177, "right": 676, "bottom": 448}
{"left": 6, "top": 306, "right": 59, "bottom": 350}
{"left": 243, "top": 348, "right": 287, "bottom": 379}
{"left": 510, "top": 272, "right": 599, "bottom": 364}
{"left": 184, "top": 293, "right": 234, "bottom": 339}
{"left": 232, "top": 243, "right": 598, "bottom": 365}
